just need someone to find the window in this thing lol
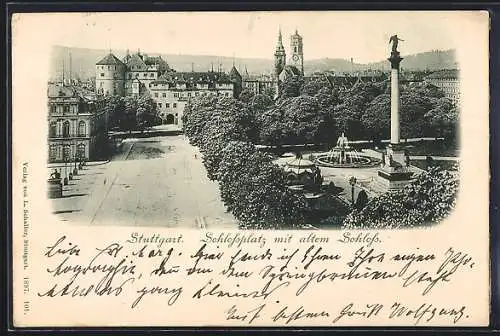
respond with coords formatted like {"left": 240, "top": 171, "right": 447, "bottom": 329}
{"left": 49, "top": 145, "right": 57, "bottom": 161}
{"left": 135, "top": 73, "right": 139, "bottom": 78}
{"left": 128, "top": 74, "right": 132, "bottom": 79}
{"left": 166, "top": 103, "right": 170, "bottom": 108}
{"left": 154, "top": 92, "right": 158, "bottom": 97}
{"left": 158, "top": 103, "right": 162, "bottom": 108}
{"left": 62, "top": 145, "right": 71, "bottom": 161}
{"left": 187, "top": 92, "right": 191, "bottom": 97}
{"left": 62, "top": 121, "right": 70, "bottom": 137}
{"left": 108, "top": 66, "right": 110, "bottom": 70}
{"left": 77, "top": 144, "right": 86, "bottom": 160}
{"left": 174, "top": 93, "right": 179, "bottom": 98}
{"left": 63, "top": 105, "right": 70, "bottom": 114}
{"left": 49, "top": 122, "right": 57, "bottom": 137}
{"left": 101, "top": 73, "right": 105, "bottom": 77}
{"left": 50, "top": 105, "right": 56, "bottom": 114}
{"left": 173, "top": 103, "right": 177, "bottom": 108}
{"left": 78, "top": 121, "right": 86, "bottom": 137}
{"left": 162, "top": 93, "right": 166, "bottom": 98}
{"left": 143, "top": 73, "right": 147, "bottom": 77}
{"left": 150, "top": 73, "right": 154, "bottom": 77}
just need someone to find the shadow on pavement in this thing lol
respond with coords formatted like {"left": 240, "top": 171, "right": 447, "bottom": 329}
{"left": 60, "top": 193, "right": 88, "bottom": 198}
{"left": 52, "top": 209, "right": 82, "bottom": 214}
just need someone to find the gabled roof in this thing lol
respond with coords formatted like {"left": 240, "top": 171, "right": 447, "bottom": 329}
{"left": 125, "top": 53, "right": 148, "bottom": 71}
{"left": 281, "top": 65, "right": 302, "bottom": 77}
{"left": 96, "top": 53, "right": 125, "bottom": 66}
{"left": 229, "top": 66, "right": 241, "bottom": 79}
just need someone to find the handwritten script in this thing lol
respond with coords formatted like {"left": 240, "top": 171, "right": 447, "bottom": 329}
{"left": 35, "top": 231, "right": 476, "bottom": 326}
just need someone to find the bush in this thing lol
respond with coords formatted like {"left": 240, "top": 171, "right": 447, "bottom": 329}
{"left": 342, "top": 167, "right": 458, "bottom": 229}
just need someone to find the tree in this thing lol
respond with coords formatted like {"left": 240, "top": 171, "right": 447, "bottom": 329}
{"left": 400, "top": 92, "right": 435, "bottom": 139}
{"left": 343, "top": 167, "right": 458, "bottom": 229}
{"left": 300, "top": 76, "right": 330, "bottom": 96}
{"left": 238, "top": 88, "right": 255, "bottom": 103}
{"left": 249, "top": 93, "right": 274, "bottom": 115}
{"left": 425, "top": 97, "right": 458, "bottom": 141}
{"left": 361, "top": 94, "right": 391, "bottom": 144}
{"left": 123, "top": 96, "right": 138, "bottom": 132}
{"left": 137, "top": 94, "right": 158, "bottom": 128}
{"left": 279, "top": 76, "right": 304, "bottom": 99}
{"left": 182, "top": 96, "right": 218, "bottom": 145}
{"left": 104, "top": 95, "right": 125, "bottom": 130}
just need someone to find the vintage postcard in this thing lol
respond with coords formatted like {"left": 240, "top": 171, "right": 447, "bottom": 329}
{"left": 11, "top": 11, "right": 490, "bottom": 327}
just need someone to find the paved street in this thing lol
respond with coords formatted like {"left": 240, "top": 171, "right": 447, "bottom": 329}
{"left": 51, "top": 135, "right": 237, "bottom": 229}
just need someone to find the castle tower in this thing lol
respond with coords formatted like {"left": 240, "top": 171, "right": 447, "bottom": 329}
{"left": 274, "top": 28, "right": 286, "bottom": 78}
{"left": 95, "top": 53, "right": 126, "bottom": 96}
{"left": 290, "top": 29, "right": 304, "bottom": 75}
{"left": 229, "top": 64, "right": 242, "bottom": 99}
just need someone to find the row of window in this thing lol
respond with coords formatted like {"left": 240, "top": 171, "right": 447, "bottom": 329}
{"left": 97, "top": 65, "right": 120, "bottom": 71}
{"left": 49, "top": 120, "right": 87, "bottom": 138}
{"left": 49, "top": 143, "right": 87, "bottom": 161}
{"left": 153, "top": 91, "right": 231, "bottom": 99}
{"left": 49, "top": 104, "right": 78, "bottom": 114}
{"left": 157, "top": 102, "right": 177, "bottom": 108}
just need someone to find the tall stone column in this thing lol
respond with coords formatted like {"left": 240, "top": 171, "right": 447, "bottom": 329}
{"left": 388, "top": 52, "right": 403, "bottom": 146}
{"left": 377, "top": 47, "right": 413, "bottom": 191}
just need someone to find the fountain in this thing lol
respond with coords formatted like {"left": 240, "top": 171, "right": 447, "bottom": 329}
{"left": 314, "top": 133, "right": 381, "bottom": 168}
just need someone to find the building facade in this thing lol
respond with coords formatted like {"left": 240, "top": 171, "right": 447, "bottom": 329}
{"left": 424, "top": 69, "right": 460, "bottom": 102}
{"left": 47, "top": 83, "right": 107, "bottom": 163}
{"left": 149, "top": 71, "right": 235, "bottom": 126}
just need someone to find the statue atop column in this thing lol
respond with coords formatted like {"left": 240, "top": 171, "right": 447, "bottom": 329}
{"left": 389, "top": 34, "right": 404, "bottom": 55}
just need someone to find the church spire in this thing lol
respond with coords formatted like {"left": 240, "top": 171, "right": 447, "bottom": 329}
{"left": 276, "top": 27, "right": 284, "bottom": 50}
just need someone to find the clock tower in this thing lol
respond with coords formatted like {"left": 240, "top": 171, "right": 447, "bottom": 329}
{"left": 290, "top": 29, "right": 304, "bottom": 75}
{"left": 274, "top": 29, "right": 286, "bottom": 78}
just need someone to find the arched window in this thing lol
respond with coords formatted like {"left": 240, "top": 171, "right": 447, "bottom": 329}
{"left": 49, "top": 145, "right": 57, "bottom": 161}
{"left": 62, "top": 121, "right": 70, "bottom": 137}
{"left": 78, "top": 121, "right": 86, "bottom": 137}
{"left": 49, "top": 121, "right": 57, "bottom": 137}
{"left": 77, "top": 143, "right": 86, "bottom": 160}
{"left": 62, "top": 145, "right": 71, "bottom": 161}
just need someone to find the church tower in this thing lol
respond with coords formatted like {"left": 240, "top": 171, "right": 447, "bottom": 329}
{"left": 274, "top": 29, "right": 286, "bottom": 78}
{"left": 290, "top": 29, "right": 304, "bottom": 75}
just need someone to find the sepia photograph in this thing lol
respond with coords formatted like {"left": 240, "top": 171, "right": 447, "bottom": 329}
{"left": 46, "top": 12, "right": 460, "bottom": 230}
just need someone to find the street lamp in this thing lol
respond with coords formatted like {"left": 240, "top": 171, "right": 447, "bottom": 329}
{"left": 63, "top": 149, "right": 69, "bottom": 185}
{"left": 349, "top": 176, "right": 357, "bottom": 205}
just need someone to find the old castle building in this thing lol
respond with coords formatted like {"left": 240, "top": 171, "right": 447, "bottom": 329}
{"left": 95, "top": 50, "right": 238, "bottom": 125}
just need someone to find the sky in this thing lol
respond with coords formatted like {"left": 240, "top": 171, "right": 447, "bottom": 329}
{"left": 14, "top": 11, "right": 474, "bottom": 63}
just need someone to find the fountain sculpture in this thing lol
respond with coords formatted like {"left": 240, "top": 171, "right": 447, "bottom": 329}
{"left": 314, "top": 133, "right": 380, "bottom": 168}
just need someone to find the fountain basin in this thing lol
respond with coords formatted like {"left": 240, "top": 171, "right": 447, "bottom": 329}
{"left": 314, "top": 151, "right": 381, "bottom": 168}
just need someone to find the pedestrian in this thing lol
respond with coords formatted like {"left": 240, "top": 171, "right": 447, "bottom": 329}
{"left": 195, "top": 154, "right": 197, "bottom": 159}
{"left": 104, "top": 178, "right": 106, "bottom": 185}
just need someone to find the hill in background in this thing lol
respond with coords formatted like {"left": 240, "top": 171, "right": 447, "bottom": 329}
{"left": 50, "top": 45, "right": 457, "bottom": 81}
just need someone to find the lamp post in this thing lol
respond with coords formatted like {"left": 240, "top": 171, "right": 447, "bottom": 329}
{"left": 63, "top": 149, "right": 69, "bottom": 185}
{"left": 349, "top": 176, "right": 357, "bottom": 205}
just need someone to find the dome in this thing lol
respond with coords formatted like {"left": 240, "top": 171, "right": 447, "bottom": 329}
{"left": 283, "top": 157, "right": 322, "bottom": 188}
